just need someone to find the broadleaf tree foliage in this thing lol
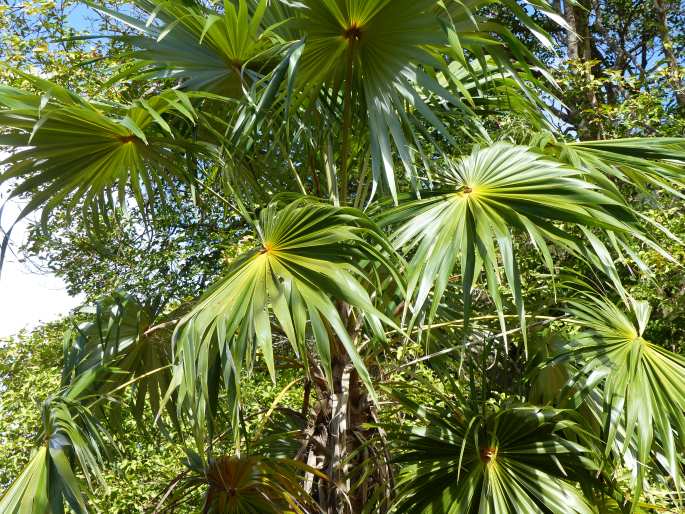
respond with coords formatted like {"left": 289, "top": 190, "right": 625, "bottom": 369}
{"left": 1, "top": 0, "right": 685, "bottom": 512}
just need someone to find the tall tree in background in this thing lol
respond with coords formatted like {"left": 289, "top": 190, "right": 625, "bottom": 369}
{"left": 1, "top": 1, "right": 685, "bottom": 513}
{"left": 653, "top": 0, "right": 685, "bottom": 107}
{"left": 550, "top": 0, "right": 684, "bottom": 137}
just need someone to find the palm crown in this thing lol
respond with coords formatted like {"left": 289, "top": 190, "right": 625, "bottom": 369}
{"left": 1, "top": 0, "right": 685, "bottom": 513}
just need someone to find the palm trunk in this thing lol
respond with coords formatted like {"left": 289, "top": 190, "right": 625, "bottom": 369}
{"left": 299, "top": 321, "right": 393, "bottom": 513}
{"left": 299, "top": 36, "right": 396, "bottom": 514}
{"left": 326, "top": 346, "right": 352, "bottom": 512}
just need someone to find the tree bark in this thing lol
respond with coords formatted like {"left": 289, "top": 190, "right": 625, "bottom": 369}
{"left": 563, "top": 0, "right": 601, "bottom": 139}
{"left": 654, "top": 0, "right": 685, "bottom": 108}
{"left": 326, "top": 353, "right": 352, "bottom": 513}
{"left": 563, "top": 0, "right": 581, "bottom": 60}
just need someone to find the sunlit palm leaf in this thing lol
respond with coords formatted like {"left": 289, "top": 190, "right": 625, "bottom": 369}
{"left": 389, "top": 388, "right": 596, "bottom": 514}
{"left": 171, "top": 194, "right": 399, "bottom": 437}
{"left": 0, "top": 73, "right": 199, "bottom": 239}
{"left": 381, "top": 143, "right": 639, "bottom": 348}
{"left": 283, "top": 0, "right": 554, "bottom": 200}
{"left": 94, "top": 0, "right": 559, "bottom": 200}
{"left": 96, "top": 0, "right": 283, "bottom": 97}
{"left": 558, "top": 296, "right": 685, "bottom": 504}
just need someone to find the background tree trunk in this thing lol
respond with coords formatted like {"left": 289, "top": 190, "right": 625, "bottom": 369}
{"left": 654, "top": 0, "right": 685, "bottom": 108}
{"left": 563, "top": 0, "right": 600, "bottom": 138}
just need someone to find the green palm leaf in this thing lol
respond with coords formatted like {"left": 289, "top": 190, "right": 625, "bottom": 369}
{"left": 0, "top": 374, "right": 112, "bottom": 514}
{"left": 61, "top": 293, "right": 176, "bottom": 426}
{"left": 199, "top": 455, "right": 321, "bottom": 514}
{"left": 0, "top": 292, "right": 189, "bottom": 513}
{"left": 95, "top": 0, "right": 282, "bottom": 97}
{"left": 440, "top": 59, "right": 551, "bottom": 129}
{"left": 94, "top": 0, "right": 559, "bottom": 200}
{"left": 559, "top": 296, "right": 685, "bottom": 505}
{"left": 171, "top": 194, "right": 399, "bottom": 437}
{"left": 535, "top": 135, "right": 685, "bottom": 202}
{"left": 389, "top": 388, "right": 596, "bottom": 514}
{"left": 285, "top": 0, "right": 553, "bottom": 200}
{"left": 381, "top": 143, "right": 639, "bottom": 348}
{"left": 0, "top": 74, "right": 200, "bottom": 241}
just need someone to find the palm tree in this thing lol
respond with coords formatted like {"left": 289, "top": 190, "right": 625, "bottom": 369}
{"left": 1, "top": 0, "right": 685, "bottom": 512}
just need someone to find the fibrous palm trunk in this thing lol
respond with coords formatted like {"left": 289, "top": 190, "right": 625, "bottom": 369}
{"left": 299, "top": 333, "right": 393, "bottom": 513}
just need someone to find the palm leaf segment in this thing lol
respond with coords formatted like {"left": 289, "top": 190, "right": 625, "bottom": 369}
{"left": 390, "top": 390, "right": 595, "bottom": 514}
{"left": 444, "top": 59, "right": 549, "bottom": 128}
{"left": 0, "top": 373, "right": 111, "bottom": 514}
{"left": 172, "top": 195, "right": 399, "bottom": 433}
{"left": 561, "top": 296, "right": 685, "bottom": 502}
{"left": 96, "top": 0, "right": 281, "bottom": 97}
{"left": 0, "top": 73, "right": 198, "bottom": 235}
{"left": 383, "top": 143, "right": 639, "bottom": 347}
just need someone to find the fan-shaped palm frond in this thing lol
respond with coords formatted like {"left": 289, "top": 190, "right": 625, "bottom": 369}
{"left": 389, "top": 388, "right": 596, "bottom": 514}
{"left": 202, "top": 455, "right": 320, "bottom": 514}
{"left": 558, "top": 296, "right": 685, "bottom": 504}
{"left": 280, "top": 0, "right": 555, "bottom": 200}
{"left": 0, "top": 73, "right": 201, "bottom": 240}
{"left": 0, "top": 373, "right": 112, "bottom": 514}
{"left": 62, "top": 292, "right": 177, "bottom": 425}
{"left": 171, "top": 194, "right": 400, "bottom": 435}
{"left": 95, "top": 0, "right": 283, "bottom": 96}
{"left": 380, "top": 143, "right": 640, "bottom": 347}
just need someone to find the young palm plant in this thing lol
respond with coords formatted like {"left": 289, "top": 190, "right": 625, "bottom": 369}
{"left": 2, "top": 0, "right": 685, "bottom": 512}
